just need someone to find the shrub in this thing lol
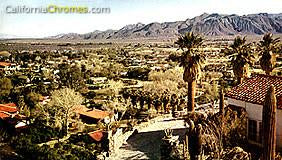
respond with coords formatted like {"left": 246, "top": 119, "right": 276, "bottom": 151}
{"left": 184, "top": 107, "right": 247, "bottom": 158}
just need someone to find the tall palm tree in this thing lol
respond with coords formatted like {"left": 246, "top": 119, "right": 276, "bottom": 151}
{"left": 258, "top": 33, "right": 280, "bottom": 75}
{"left": 175, "top": 32, "right": 205, "bottom": 112}
{"left": 227, "top": 36, "right": 254, "bottom": 85}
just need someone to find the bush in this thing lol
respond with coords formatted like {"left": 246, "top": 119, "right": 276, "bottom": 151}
{"left": 11, "top": 136, "right": 98, "bottom": 160}
{"left": 127, "top": 67, "right": 151, "bottom": 80}
{"left": 184, "top": 107, "right": 247, "bottom": 159}
{"left": 27, "top": 123, "right": 61, "bottom": 143}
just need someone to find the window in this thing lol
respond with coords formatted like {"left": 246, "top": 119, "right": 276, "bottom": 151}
{"left": 248, "top": 120, "right": 257, "bottom": 142}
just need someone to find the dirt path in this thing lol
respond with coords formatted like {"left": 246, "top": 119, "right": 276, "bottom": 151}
{"left": 111, "top": 117, "right": 186, "bottom": 160}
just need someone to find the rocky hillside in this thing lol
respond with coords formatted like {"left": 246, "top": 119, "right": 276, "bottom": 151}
{"left": 51, "top": 13, "right": 282, "bottom": 40}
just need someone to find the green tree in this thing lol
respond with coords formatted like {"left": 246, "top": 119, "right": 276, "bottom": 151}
{"left": 102, "top": 63, "right": 125, "bottom": 79}
{"left": 0, "top": 77, "right": 13, "bottom": 103}
{"left": 227, "top": 36, "right": 254, "bottom": 84}
{"left": 36, "top": 82, "right": 49, "bottom": 96}
{"left": 144, "top": 68, "right": 186, "bottom": 96}
{"left": 127, "top": 67, "right": 151, "bottom": 80}
{"left": 18, "top": 96, "right": 30, "bottom": 117}
{"left": 258, "top": 33, "right": 280, "bottom": 75}
{"left": 175, "top": 32, "right": 205, "bottom": 112}
{"left": 48, "top": 88, "right": 84, "bottom": 134}
{"left": 199, "top": 80, "right": 219, "bottom": 104}
{"left": 24, "top": 92, "right": 42, "bottom": 109}
{"left": 58, "top": 64, "right": 85, "bottom": 91}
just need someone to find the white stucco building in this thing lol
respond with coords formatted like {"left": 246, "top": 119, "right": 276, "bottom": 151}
{"left": 226, "top": 74, "right": 282, "bottom": 151}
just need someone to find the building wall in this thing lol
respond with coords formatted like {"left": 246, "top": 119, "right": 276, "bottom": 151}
{"left": 245, "top": 103, "right": 263, "bottom": 121}
{"left": 227, "top": 97, "right": 282, "bottom": 151}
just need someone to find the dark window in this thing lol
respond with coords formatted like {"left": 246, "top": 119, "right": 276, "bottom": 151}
{"left": 248, "top": 120, "right": 257, "bottom": 142}
{"left": 258, "top": 122, "right": 262, "bottom": 143}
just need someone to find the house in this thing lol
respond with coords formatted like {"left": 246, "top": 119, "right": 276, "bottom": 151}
{"left": 0, "top": 62, "right": 20, "bottom": 75}
{"left": 0, "top": 103, "right": 18, "bottom": 119}
{"left": 75, "top": 106, "right": 114, "bottom": 124}
{"left": 90, "top": 77, "right": 108, "bottom": 84}
{"left": 226, "top": 74, "right": 282, "bottom": 151}
{"left": 0, "top": 62, "right": 12, "bottom": 70}
{"left": 88, "top": 130, "right": 106, "bottom": 142}
{"left": 88, "top": 130, "right": 109, "bottom": 151}
{"left": 0, "top": 103, "right": 27, "bottom": 131}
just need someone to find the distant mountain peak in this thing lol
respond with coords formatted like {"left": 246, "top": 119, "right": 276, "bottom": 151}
{"left": 121, "top": 23, "right": 145, "bottom": 31}
{"left": 50, "top": 13, "right": 282, "bottom": 40}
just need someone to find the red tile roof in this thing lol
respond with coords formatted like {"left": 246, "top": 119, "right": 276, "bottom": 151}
{"left": 75, "top": 106, "right": 110, "bottom": 120}
{"left": 80, "top": 109, "right": 110, "bottom": 119}
{"left": 88, "top": 130, "right": 104, "bottom": 142}
{"left": 4, "top": 103, "right": 17, "bottom": 107}
{"left": 0, "top": 104, "right": 18, "bottom": 113}
{"left": 0, "top": 112, "right": 9, "bottom": 119}
{"left": 0, "top": 62, "right": 11, "bottom": 67}
{"left": 226, "top": 74, "right": 282, "bottom": 109}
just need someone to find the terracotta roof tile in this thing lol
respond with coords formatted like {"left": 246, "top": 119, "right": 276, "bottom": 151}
{"left": 79, "top": 109, "right": 110, "bottom": 119}
{"left": 4, "top": 103, "right": 17, "bottom": 107}
{"left": 0, "top": 62, "right": 11, "bottom": 67}
{"left": 0, "top": 112, "right": 9, "bottom": 119}
{"left": 0, "top": 104, "right": 18, "bottom": 113}
{"left": 75, "top": 106, "right": 110, "bottom": 119}
{"left": 226, "top": 74, "right": 282, "bottom": 109}
{"left": 88, "top": 130, "right": 104, "bottom": 142}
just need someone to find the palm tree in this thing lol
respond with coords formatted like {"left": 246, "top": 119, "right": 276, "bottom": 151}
{"left": 175, "top": 32, "right": 205, "bottom": 112}
{"left": 258, "top": 33, "right": 280, "bottom": 75}
{"left": 227, "top": 36, "right": 254, "bottom": 85}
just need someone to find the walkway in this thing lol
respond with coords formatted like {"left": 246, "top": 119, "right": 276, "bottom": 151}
{"left": 111, "top": 116, "right": 186, "bottom": 160}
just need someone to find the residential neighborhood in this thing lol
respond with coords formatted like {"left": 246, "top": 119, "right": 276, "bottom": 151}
{"left": 0, "top": 32, "right": 281, "bottom": 160}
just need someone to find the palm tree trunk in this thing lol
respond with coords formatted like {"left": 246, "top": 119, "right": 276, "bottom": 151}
{"left": 266, "top": 70, "right": 271, "bottom": 75}
{"left": 187, "top": 80, "right": 196, "bottom": 112}
{"left": 262, "top": 85, "right": 277, "bottom": 160}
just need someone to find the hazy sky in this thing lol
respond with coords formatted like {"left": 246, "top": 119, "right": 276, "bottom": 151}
{"left": 0, "top": 0, "right": 281, "bottom": 38}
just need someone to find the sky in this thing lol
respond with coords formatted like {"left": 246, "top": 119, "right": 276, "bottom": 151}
{"left": 0, "top": 0, "right": 281, "bottom": 38}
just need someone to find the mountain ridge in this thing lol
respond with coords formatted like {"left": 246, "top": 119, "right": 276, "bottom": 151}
{"left": 50, "top": 13, "right": 282, "bottom": 40}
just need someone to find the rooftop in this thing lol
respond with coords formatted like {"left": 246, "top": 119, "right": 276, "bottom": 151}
{"left": 0, "top": 62, "right": 11, "bottom": 67}
{"left": 0, "top": 104, "right": 18, "bottom": 113}
{"left": 75, "top": 105, "right": 111, "bottom": 119}
{"left": 0, "top": 112, "right": 9, "bottom": 119}
{"left": 226, "top": 74, "right": 282, "bottom": 109}
{"left": 88, "top": 130, "right": 105, "bottom": 142}
{"left": 79, "top": 109, "right": 110, "bottom": 119}
{"left": 4, "top": 103, "right": 17, "bottom": 107}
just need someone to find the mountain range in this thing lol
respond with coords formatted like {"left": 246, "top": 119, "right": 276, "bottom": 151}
{"left": 0, "top": 33, "right": 22, "bottom": 39}
{"left": 51, "top": 13, "right": 282, "bottom": 40}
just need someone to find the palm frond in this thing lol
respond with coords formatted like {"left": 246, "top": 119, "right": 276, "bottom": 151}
{"left": 258, "top": 33, "right": 281, "bottom": 74}
{"left": 175, "top": 32, "right": 205, "bottom": 82}
{"left": 228, "top": 36, "right": 254, "bottom": 79}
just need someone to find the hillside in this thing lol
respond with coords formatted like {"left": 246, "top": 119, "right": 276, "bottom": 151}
{"left": 51, "top": 13, "right": 282, "bottom": 40}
